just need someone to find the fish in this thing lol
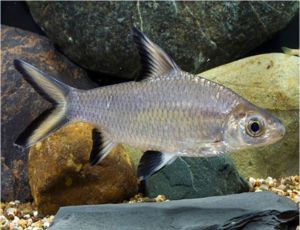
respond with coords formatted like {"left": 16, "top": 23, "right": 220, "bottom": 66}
{"left": 282, "top": 47, "right": 300, "bottom": 56}
{"left": 14, "top": 28, "right": 285, "bottom": 181}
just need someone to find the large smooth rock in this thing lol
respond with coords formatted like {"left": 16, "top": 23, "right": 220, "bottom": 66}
{"left": 145, "top": 156, "right": 249, "bottom": 199}
{"left": 29, "top": 123, "right": 138, "bottom": 215}
{"left": 27, "top": 1, "right": 298, "bottom": 79}
{"left": 200, "top": 53, "right": 299, "bottom": 178}
{"left": 50, "top": 192, "right": 298, "bottom": 230}
{"left": 1, "top": 25, "right": 96, "bottom": 202}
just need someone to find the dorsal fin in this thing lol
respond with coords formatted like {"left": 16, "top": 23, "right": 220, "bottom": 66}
{"left": 132, "top": 27, "right": 180, "bottom": 81}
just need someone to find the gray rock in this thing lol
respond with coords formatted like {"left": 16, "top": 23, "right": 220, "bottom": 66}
{"left": 144, "top": 156, "right": 249, "bottom": 200}
{"left": 50, "top": 192, "right": 298, "bottom": 230}
{"left": 27, "top": 1, "right": 298, "bottom": 79}
{"left": 1, "top": 25, "right": 96, "bottom": 201}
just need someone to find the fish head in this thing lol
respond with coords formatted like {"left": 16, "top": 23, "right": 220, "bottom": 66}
{"left": 223, "top": 102, "right": 285, "bottom": 151}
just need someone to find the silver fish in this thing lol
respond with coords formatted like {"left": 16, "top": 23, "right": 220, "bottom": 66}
{"left": 14, "top": 28, "right": 285, "bottom": 180}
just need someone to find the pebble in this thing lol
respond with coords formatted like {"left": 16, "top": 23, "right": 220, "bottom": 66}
{"left": 23, "top": 215, "right": 30, "bottom": 220}
{"left": 0, "top": 201, "right": 54, "bottom": 230}
{"left": 127, "top": 193, "right": 169, "bottom": 203}
{"left": 18, "top": 219, "right": 27, "bottom": 228}
{"left": 43, "top": 221, "right": 50, "bottom": 228}
{"left": 27, "top": 218, "right": 33, "bottom": 226}
{"left": 0, "top": 215, "right": 9, "bottom": 228}
{"left": 12, "top": 216, "right": 20, "bottom": 225}
{"left": 248, "top": 175, "right": 300, "bottom": 205}
{"left": 155, "top": 195, "right": 168, "bottom": 202}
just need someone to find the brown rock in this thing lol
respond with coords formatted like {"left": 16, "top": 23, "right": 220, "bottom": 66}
{"left": 28, "top": 123, "right": 138, "bottom": 215}
{"left": 1, "top": 25, "right": 97, "bottom": 201}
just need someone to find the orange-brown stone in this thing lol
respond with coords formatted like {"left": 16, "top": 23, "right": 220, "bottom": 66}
{"left": 28, "top": 123, "right": 138, "bottom": 215}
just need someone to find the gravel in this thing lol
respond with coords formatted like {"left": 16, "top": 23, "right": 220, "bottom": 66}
{"left": 1, "top": 175, "right": 298, "bottom": 229}
{"left": 0, "top": 201, "right": 54, "bottom": 230}
{"left": 248, "top": 175, "right": 300, "bottom": 205}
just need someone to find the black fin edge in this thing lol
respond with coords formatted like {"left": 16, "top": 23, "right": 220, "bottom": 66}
{"left": 132, "top": 27, "right": 179, "bottom": 82}
{"left": 132, "top": 27, "right": 155, "bottom": 81}
{"left": 14, "top": 107, "right": 68, "bottom": 148}
{"left": 89, "top": 128, "right": 104, "bottom": 166}
{"left": 137, "top": 151, "right": 164, "bottom": 180}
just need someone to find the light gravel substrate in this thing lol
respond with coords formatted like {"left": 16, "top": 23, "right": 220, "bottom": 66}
{"left": 1, "top": 175, "right": 299, "bottom": 229}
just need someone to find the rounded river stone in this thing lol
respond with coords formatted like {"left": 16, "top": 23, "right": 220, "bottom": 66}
{"left": 27, "top": 1, "right": 298, "bottom": 79}
{"left": 29, "top": 123, "right": 138, "bottom": 215}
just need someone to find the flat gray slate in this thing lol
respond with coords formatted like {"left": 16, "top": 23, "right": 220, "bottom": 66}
{"left": 50, "top": 192, "right": 298, "bottom": 230}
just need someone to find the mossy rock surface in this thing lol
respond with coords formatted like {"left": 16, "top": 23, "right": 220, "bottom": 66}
{"left": 29, "top": 123, "right": 138, "bottom": 215}
{"left": 27, "top": 1, "right": 298, "bottom": 78}
{"left": 200, "top": 53, "right": 299, "bottom": 178}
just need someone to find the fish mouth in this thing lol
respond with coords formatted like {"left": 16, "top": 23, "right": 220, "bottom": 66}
{"left": 278, "top": 125, "right": 286, "bottom": 138}
{"left": 270, "top": 121, "right": 285, "bottom": 143}
{"left": 276, "top": 119, "right": 286, "bottom": 138}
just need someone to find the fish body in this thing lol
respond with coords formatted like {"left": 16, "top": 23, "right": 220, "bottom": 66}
{"left": 14, "top": 28, "right": 285, "bottom": 180}
{"left": 73, "top": 72, "right": 238, "bottom": 156}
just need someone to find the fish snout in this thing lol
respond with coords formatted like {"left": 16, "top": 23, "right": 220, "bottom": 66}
{"left": 278, "top": 121, "right": 286, "bottom": 138}
{"left": 273, "top": 119, "right": 285, "bottom": 139}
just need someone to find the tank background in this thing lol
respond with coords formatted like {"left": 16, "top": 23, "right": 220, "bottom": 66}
{"left": 1, "top": 1, "right": 299, "bottom": 202}
{"left": 1, "top": 1, "right": 299, "bottom": 86}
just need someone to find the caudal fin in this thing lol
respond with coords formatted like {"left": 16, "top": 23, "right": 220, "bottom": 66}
{"left": 14, "top": 59, "right": 71, "bottom": 148}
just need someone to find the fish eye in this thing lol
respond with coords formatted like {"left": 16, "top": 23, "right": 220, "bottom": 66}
{"left": 246, "top": 117, "right": 264, "bottom": 137}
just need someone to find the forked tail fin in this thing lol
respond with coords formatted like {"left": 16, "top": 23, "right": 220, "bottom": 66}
{"left": 14, "top": 59, "right": 72, "bottom": 148}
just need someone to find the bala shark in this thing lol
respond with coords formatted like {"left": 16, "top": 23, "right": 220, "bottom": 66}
{"left": 14, "top": 28, "right": 285, "bottom": 180}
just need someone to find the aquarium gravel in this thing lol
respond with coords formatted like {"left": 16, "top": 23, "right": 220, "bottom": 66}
{"left": 1, "top": 177, "right": 299, "bottom": 230}
{"left": 248, "top": 175, "right": 300, "bottom": 205}
{"left": 0, "top": 201, "right": 54, "bottom": 230}
{"left": 127, "top": 194, "right": 168, "bottom": 203}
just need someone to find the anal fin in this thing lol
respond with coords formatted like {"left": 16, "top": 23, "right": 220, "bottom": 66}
{"left": 137, "top": 151, "right": 177, "bottom": 181}
{"left": 89, "top": 128, "right": 116, "bottom": 166}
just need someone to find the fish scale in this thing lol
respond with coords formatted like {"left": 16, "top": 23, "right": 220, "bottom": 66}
{"left": 71, "top": 71, "right": 240, "bottom": 155}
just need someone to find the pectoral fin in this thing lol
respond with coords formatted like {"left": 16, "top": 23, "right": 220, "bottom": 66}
{"left": 89, "top": 128, "right": 116, "bottom": 166}
{"left": 137, "top": 151, "right": 177, "bottom": 181}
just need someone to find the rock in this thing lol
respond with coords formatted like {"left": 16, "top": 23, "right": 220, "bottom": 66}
{"left": 1, "top": 158, "right": 18, "bottom": 202}
{"left": 50, "top": 192, "right": 298, "bottom": 230}
{"left": 145, "top": 156, "right": 249, "bottom": 200}
{"left": 28, "top": 123, "right": 138, "bottom": 215}
{"left": 27, "top": 1, "right": 298, "bottom": 79}
{"left": 200, "top": 53, "right": 299, "bottom": 178}
{"left": 1, "top": 25, "right": 97, "bottom": 201}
